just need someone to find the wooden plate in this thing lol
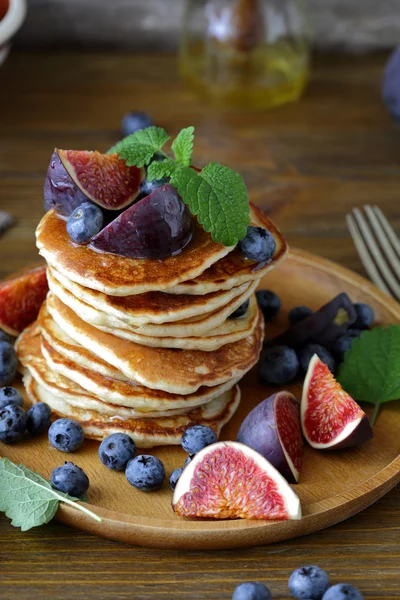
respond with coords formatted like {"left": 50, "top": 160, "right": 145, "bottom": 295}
{"left": 2, "top": 248, "right": 400, "bottom": 549}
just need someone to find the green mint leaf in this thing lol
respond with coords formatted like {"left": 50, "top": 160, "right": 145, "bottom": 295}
{"left": 171, "top": 126, "right": 194, "bottom": 166}
{"left": 337, "top": 325, "right": 400, "bottom": 425}
{"left": 200, "top": 163, "right": 250, "bottom": 246}
{"left": 108, "top": 126, "right": 170, "bottom": 167}
{"left": 0, "top": 458, "right": 101, "bottom": 530}
{"left": 147, "top": 158, "right": 177, "bottom": 181}
{"left": 170, "top": 164, "right": 248, "bottom": 246}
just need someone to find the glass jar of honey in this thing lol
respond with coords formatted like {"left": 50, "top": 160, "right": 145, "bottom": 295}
{"left": 180, "top": 0, "right": 311, "bottom": 109}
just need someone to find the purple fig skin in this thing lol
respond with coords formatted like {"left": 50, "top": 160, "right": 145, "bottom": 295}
{"left": 269, "top": 293, "right": 357, "bottom": 349}
{"left": 321, "top": 414, "right": 374, "bottom": 450}
{"left": 91, "top": 184, "right": 194, "bottom": 260}
{"left": 236, "top": 392, "right": 301, "bottom": 483}
{"left": 44, "top": 149, "right": 90, "bottom": 216}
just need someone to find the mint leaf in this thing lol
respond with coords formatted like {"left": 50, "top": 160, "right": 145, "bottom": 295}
{"left": 0, "top": 458, "right": 102, "bottom": 530}
{"left": 108, "top": 126, "right": 170, "bottom": 167}
{"left": 147, "top": 158, "right": 177, "bottom": 181}
{"left": 171, "top": 126, "right": 194, "bottom": 166}
{"left": 337, "top": 325, "right": 400, "bottom": 425}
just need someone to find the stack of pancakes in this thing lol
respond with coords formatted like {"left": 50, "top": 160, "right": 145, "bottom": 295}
{"left": 17, "top": 203, "right": 287, "bottom": 447}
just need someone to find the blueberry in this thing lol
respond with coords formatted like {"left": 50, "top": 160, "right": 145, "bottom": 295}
{"left": 121, "top": 111, "right": 153, "bottom": 137}
{"left": 0, "top": 330, "right": 12, "bottom": 344}
{"left": 0, "top": 341, "right": 18, "bottom": 386}
{"left": 332, "top": 335, "right": 353, "bottom": 362}
{"left": 382, "top": 46, "right": 400, "bottom": 122}
{"left": 232, "top": 582, "right": 272, "bottom": 600}
{"left": 181, "top": 425, "right": 217, "bottom": 454}
{"left": 259, "top": 346, "right": 299, "bottom": 385}
{"left": 99, "top": 432, "right": 136, "bottom": 470}
{"left": 322, "top": 584, "right": 364, "bottom": 600}
{"left": 125, "top": 455, "right": 165, "bottom": 492}
{"left": 183, "top": 454, "right": 195, "bottom": 468}
{"left": 169, "top": 467, "right": 183, "bottom": 491}
{"left": 0, "top": 387, "right": 23, "bottom": 410}
{"left": 289, "top": 565, "right": 330, "bottom": 600}
{"left": 348, "top": 328, "right": 362, "bottom": 338}
{"left": 299, "top": 344, "right": 336, "bottom": 373}
{"left": 48, "top": 418, "right": 85, "bottom": 452}
{"left": 51, "top": 462, "right": 89, "bottom": 498}
{"left": 0, "top": 405, "right": 27, "bottom": 443}
{"left": 67, "top": 202, "right": 104, "bottom": 245}
{"left": 289, "top": 305, "right": 313, "bottom": 326}
{"left": 229, "top": 299, "right": 250, "bottom": 319}
{"left": 139, "top": 176, "right": 170, "bottom": 198}
{"left": 27, "top": 402, "right": 52, "bottom": 436}
{"left": 256, "top": 290, "right": 281, "bottom": 321}
{"left": 238, "top": 226, "right": 276, "bottom": 262}
{"left": 353, "top": 303, "right": 374, "bottom": 330}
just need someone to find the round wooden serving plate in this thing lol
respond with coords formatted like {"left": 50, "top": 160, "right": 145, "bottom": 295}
{"left": 2, "top": 248, "right": 400, "bottom": 549}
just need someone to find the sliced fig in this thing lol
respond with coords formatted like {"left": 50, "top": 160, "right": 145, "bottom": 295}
{"left": 237, "top": 391, "right": 303, "bottom": 483}
{"left": 301, "top": 354, "right": 373, "bottom": 450}
{"left": 270, "top": 293, "right": 357, "bottom": 349}
{"left": 44, "top": 149, "right": 90, "bottom": 216}
{"left": 0, "top": 266, "right": 48, "bottom": 335}
{"left": 91, "top": 184, "right": 194, "bottom": 260}
{"left": 172, "top": 441, "right": 301, "bottom": 520}
{"left": 57, "top": 149, "right": 143, "bottom": 211}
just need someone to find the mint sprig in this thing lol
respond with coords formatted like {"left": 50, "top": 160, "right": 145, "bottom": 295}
{"left": 111, "top": 126, "right": 250, "bottom": 246}
{"left": 108, "top": 126, "right": 170, "bottom": 168}
{"left": 0, "top": 458, "right": 102, "bottom": 530}
{"left": 338, "top": 325, "right": 400, "bottom": 425}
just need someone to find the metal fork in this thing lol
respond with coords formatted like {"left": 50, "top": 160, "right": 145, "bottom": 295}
{"left": 346, "top": 205, "right": 400, "bottom": 302}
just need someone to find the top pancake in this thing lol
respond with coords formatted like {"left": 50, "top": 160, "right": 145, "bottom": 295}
{"left": 36, "top": 203, "right": 287, "bottom": 296}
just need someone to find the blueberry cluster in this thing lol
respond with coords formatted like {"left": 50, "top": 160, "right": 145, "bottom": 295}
{"left": 0, "top": 384, "right": 52, "bottom": 444}
{"left": 255, "top": 292, "right": 375, "bottom": 385}
{"left": 232, "top": 565, "right": 364, "bottom": 599}
{"left": 169, "top": 425, "right": 217, "bottom": 491}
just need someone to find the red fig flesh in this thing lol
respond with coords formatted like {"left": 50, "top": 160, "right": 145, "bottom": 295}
{"left": 237, "top": 391, "right": 303, "bottom": 483}
{"left": 172, "top": 441, "right": 301, "bottom": 520}
{"left": 301, "top": 354, "right": 373, "bottom": 450}
{"left": 58, "top": 149, "right": 143, "bottom": 211}
{"left": 0, "top": 266, "right": 48, "bottom": 335}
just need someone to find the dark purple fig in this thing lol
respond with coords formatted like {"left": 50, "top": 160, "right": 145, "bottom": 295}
{"left": 91, "top": 184, "right": 193, "bottom": 260}
{"left": 270, "top": 293, "right": 357, "bottom": 350}
{"left": 237, "top": 391, "right": 303, "bottom": 483}
{"left": 44, "top": 149, "right": 89, "bottom": 216}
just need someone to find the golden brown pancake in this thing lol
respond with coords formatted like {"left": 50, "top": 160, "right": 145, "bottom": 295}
{"left": 47, "top": 274, "right": 258, "bottom": 339}
{"left": 36, "top": 204, "right": 286, "bottom": 296}
{"left": 24, "top": 372, "right": 241, "bottom": 446}
{"left": 46, "top": 294, "right": 264, "bottom": 394}
{"left": 48, "top": 266, "right": 250, "bottom": 326}
{"left": 34, "top": 308, "right": 243, "bottom": 410}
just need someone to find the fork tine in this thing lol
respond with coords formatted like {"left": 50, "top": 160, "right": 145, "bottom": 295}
{"left": 364, "top": 205, "right": 400, "bottom": 280}
{"left": 352, "top": 208, "right": 400, "bottom": 300}
{"left": 372, "top": 205, "right": 400, "bottom": 259}
{"left": 346, "top": 213, "right": 393, "bottom": 297}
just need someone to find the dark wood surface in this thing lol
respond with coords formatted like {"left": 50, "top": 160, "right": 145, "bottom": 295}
{"left": 0, "top": 51, "right": 399, "bottom": 598}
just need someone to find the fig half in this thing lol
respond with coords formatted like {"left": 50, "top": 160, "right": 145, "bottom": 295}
{"left": 237, "top": 391, "right": 303, "bottom": 483}
{"left": 172, "top": 441, "right": 301, "bottom": 520}
{"left": 301, "top": 354, "right": 373, "bottom": 450}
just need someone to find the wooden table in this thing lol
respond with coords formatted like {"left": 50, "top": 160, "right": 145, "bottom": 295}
{"left": 0, "top": 51, "right": 399, "bottom": 598}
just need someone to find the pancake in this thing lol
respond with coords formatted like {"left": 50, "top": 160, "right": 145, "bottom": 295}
{"left": 47, "top": 274, "right": 259, "bottom": 339}
{"left": 36, "top": 208, "right": 233, "bottom": 296}
{"left": 46, "top": 294, "right": 264, "bottom": 394}
{"left": 48, "top": 266, "right": 250, "bottom": 326}
{"left": 167, "top": 204, "right": 288, "bottom": 295}
{"left": 38, "top": 306, "right": 243, "bottom": 410}
{"left": 96, "top": 296, "right": 260, "bottom": 351}
{"left": 24, "top": 372, "right": 241, "bottom": 447}
{"left": 36, "top": 204, "right": 286, "bottom": 296}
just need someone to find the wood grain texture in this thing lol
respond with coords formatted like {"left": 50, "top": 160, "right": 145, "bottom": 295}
{"left": 0, "top": 50, "right": 399, "bottom": 597}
